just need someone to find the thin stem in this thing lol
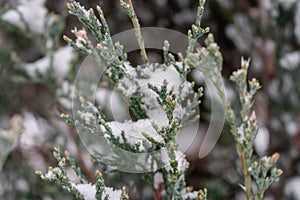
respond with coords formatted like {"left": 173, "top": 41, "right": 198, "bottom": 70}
{"left": 245, "top": 172, "right": 252, "bottom": 200}
{"left": 258, "top": 189, "right": 264, "bottom": 200}
{"left": 238, "top": 145, "right": 252, "bottom": 200}
{"left": 58, "top": 104, "right": 96, "bottom": 183}
{"left": 127, "top": 0, "right": 148, "bottom": 64}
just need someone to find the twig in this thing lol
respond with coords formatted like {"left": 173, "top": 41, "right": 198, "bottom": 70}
{"left": 122, "top": 0, "right": 148, "bottom": 64}
{"left": 58, "top": 105, "right": 96, "bottom": 183}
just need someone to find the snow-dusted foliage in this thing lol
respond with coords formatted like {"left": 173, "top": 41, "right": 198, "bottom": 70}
{"left": 1, "top": 0, "right": 48, "bottom": 34}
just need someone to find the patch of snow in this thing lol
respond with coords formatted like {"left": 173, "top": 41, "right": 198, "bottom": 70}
{"left": 1, "top": 0, "right": 47, "bottom": 34}
{"left": 153, "top": 172, "right": 163, "bottom": 189}
{"left": 279, "top": 51, "right": 300, "bottom": 71}
{"left": 268, "top": 79, "right": 280, "bottom": 100}
{"left": 173, "top": 9, "right": 195, "bottom": 25}
{"left": 25, "top": 46, "right": 74, "bottom": 83}
{"left": 72, "top": 182, "right": 122, "bottom": 200}
{"left": 104, "top": 119, "right": 164, "bottom": 150}
{"left": 162, "top": 150, "right": 187, "bottom": 172}
{"left": 282, "top": 112, "right": 298, "bottom": 136}
{"left": 45, "top": 167, "right": 61, "bottom": 180}
{"left": 254, "top": 125, "right": 270, "bottom": 156}
{"left": 284, "top": 177, "right": 300, "bottom": 200}
{"left": 237, "top": 124, "right": 245, "bottom": 144}
{"left": 279, "top": 0, "right": 297, "bottom": 10}
{"left": 181, "top": 190, "right": 199, "bottom": 200}
{"left": 155, "top": 0, "right": 167, "bottom": 7}
{"left": 75, "top": 183, "right": 96, "bottom": 200}
{"left": 102, "top": 187, "right": 122, "bottom": 200}
{"left": 295, "top": 1, "right": 300, "bottom": 44}
{"left": 52, "top": 46, "right": 74, "bottom": 81}
{"left": 286, "top": 121, "right": 298, "bottom": 137}
{"left": 20, "top": 112, "right": 51, "bottom": 148}
{"left": 225, "top": 14, "right": 254, "bottom": 53}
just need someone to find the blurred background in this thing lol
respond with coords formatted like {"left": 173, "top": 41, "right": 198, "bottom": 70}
{"left": 0, "top": 0, "right": 299, "bottom": 199}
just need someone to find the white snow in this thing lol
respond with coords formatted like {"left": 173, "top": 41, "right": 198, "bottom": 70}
{"left": 295, "top": 1, "right": 300, "bottom": 44}
{"left": 225, "top": 14, "right": 254, "bottom": 53}
{"left": 173, "top": 9, "right": 195, "bottom": 25}
{"left": 282, "top": 112, "right": 298, "bottom": 136}
{"left": 20, "top": 112, "right": 51, "bottom": 148}
{"left": 118, "top": 63, "right": 191, "bottom": 101}
{"left": 279, "top": 0, "right": 297, "bottom": 10}
{"left": 214, "top": 0, "right": 233, "bottom": 9}
{"left": 56, "top": 81, "right": 75, "bottom": 109}
{"left": 162, "top": 150, "right": 187, "bottom": 172}
{"left": 147, "top": 107, "right": 169, "bottom": 127}
{"left": 45, "top": 167, "right": 61, "bottom": 180}
{"left": 268, "top": 79, "right": 280, "bottom": 100}
{"left": 254, "top": 125, "right": 270, "bottom": 156}
{"left": 102, "top": 187, "right": 122, "bottom": 200}
{"left": 25, "top": 46, "right": 74, "bottom": 82}
{"left": 1, "top": 0, "right": 47, "bottom": 34}
{"left": 74, "top": 183, "right": 96, "bottom": 200}
{"left": 104, "top": 119, "right": 164, "bottom": 150}
{"left": 74, "top": 184, "right": 122, "bottom": 200}
{"left": 181, "top": 190, "right": 199, "bottom": 199}
{"left": 117, "top": 63, "right": 192, "bottom": 128}
{"left": 284, "top": 177, "right": 300, "bottom": 200}
{"left": 153, "top": 172, "right": 163, "bottom": 190}
{"left": 279, "top": 51, "right": 300, "bottom": 71}
{"left": 237, "top": 124, "right": 245, "bottom": 144}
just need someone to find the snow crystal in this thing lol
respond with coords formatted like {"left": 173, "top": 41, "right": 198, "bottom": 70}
{"left": 1, "top": 0, "right": 47, "bottom": 34}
